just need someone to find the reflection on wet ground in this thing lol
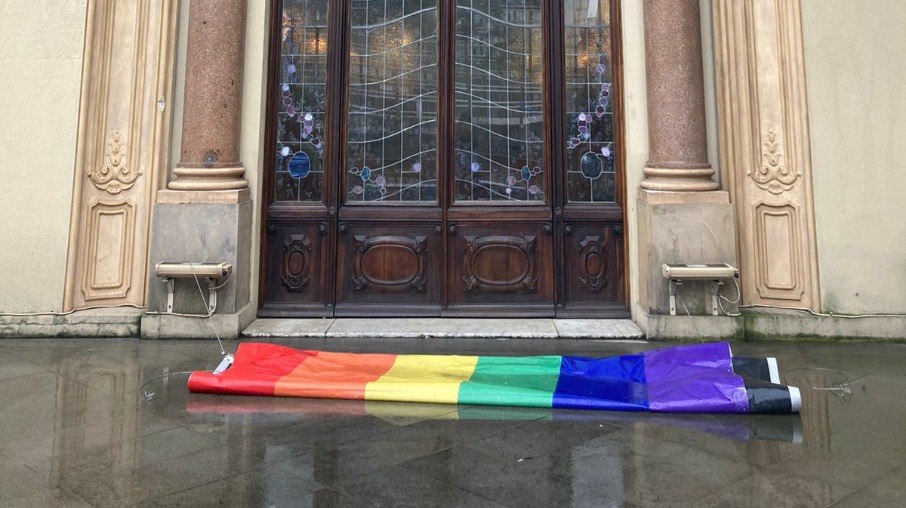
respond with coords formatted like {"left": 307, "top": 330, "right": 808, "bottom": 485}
{"left": 0, "top": 338, "right": 904, "bottom": 507}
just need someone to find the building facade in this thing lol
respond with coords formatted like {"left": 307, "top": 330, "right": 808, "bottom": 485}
{"left": 1, "top": 0, "right": 904, "bottom": 340}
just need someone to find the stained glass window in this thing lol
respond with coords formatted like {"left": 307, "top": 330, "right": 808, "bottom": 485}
{"left": 453, "top": 0, "right": 545, "bottom": 203}
{"left": 275, "top": 0, "right": 329, "bottom": 202}
{"left": 346, "top": 0, "right": 439, "bottom": 203}
{"left": 565, "top": 0, "right": 616, "bottom": 203}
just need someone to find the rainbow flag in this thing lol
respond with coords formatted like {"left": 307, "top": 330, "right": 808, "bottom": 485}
{"left": 188, "top": 342, "right": 801, "bottom": 414}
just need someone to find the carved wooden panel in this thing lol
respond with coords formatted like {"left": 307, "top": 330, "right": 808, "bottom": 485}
{"left": 448, "top": 223, "right": 554, "bottom": 310}
{"left": 352, "top": 235, "right": 428, "bottom": 294}
{"left": 82, "top": 200, "right": 136, "bottom": 301}
{"left": 577, "top": 235, "right": 607, "bottom": 292}
{"left": 561, "top": 223, "right": 624, "bottom": 313}
{"left": 713, "top": 0, "right": 820, "bottom": 309}
{"left": 64, "top": 0, "right": 178, "bottom": 310}
{"left": 335, "top": 224, "right": 440, "bottom": 312}
{"left": 462, "top": 235, "right": 538, "bottom": 294}
{"left": 281, "top": 234, "right": 313, "bottom": 292}
{"left": 261, "top": 222, "right": 328, "bottom": 316}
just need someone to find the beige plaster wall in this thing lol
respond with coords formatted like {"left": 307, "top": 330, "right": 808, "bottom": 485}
{"left": 0, "top": 2, "right": 86, "bottom": 312}
{"left": 802, "top": 1, "right": 906, "bottom": 314}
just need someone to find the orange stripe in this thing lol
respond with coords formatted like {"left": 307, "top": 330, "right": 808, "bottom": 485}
{"left": 273, "top": 351, "right": 398, "bottom": 400}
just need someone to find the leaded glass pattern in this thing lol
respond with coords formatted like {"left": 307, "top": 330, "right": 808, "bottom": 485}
{"left": 565, "top": 0, "right": 615, "bottom": 203}
{"left": 346, "top": 0, "right": 439, "bottom": 203}
{"left": 275, "top": 0, "right": 329, "bottom": 202}
{"left": 454, "top": 0, "right": 545, "bottom": 203}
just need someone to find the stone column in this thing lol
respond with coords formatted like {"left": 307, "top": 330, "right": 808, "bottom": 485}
{"left": 145, "top": 0, "right": 254, "bottom": 339}
{"left": 169, "top": 0, "right": 248, "bottom": 191}
{"left": 640, "top": 0, "right": 718, "bottom": 192}
{"left": 636, "top": 0, "right": 740, "bottom": 338}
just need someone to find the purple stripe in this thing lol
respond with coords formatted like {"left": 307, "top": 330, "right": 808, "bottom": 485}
{"left": 643, "top": 343, "right": 749, "bottom": 413}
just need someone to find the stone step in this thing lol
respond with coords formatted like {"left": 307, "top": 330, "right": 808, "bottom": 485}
{"left": 242, "top": 318, "right": 645, "bottom": 340}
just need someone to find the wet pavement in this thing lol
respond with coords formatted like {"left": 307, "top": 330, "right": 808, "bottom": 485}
{"left": 0, "top": 337, "right": 904, "bottom": 507}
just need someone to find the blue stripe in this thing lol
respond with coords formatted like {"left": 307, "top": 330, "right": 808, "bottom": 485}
{"left": 552, "top": 354, "right": 649, "bottom": 411}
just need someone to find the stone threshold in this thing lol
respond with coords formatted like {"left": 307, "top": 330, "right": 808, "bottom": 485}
{"left": 0, "top": 308, "right": 143, "bottom": 338}
{"left": 242, "top": 318, "right": 645, "bottom": 340}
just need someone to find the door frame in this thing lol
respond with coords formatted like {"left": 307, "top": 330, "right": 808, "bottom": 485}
{"left": 258, "top": 0, "right": 629, "bottom": 317}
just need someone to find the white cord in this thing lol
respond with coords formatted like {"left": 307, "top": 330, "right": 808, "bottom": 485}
{"left": 143, "top": 263, "right": 226, "bottom": 356}
{"left": 739, "top": 303, "right": 906, "bottom": 319}
{"left": 718, "top": 278, "right": 742, "bottom": 317}
{"left": 0, "top": 304, "right": 147, "bottom": 317}
{"left": 187, "top": 263, "right": 226, "bottom": 356}
{"left": 716, "top": 276, "right": 904, "bottom": 319}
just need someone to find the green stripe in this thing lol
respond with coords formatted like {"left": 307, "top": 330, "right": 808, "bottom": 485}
{"left": 458, "top": 355, "right": 563, "bottom": 408}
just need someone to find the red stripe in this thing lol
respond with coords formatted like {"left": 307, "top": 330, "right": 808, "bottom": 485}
{"left": 187, "top": 343, "right": 317, "bottom": 396}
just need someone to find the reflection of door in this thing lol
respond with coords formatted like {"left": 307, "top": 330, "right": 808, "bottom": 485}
{"left": 260, "top": 0, "right": 626, "bottom": 318}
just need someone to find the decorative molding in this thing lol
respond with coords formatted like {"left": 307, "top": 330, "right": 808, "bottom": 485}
{"left": 281, "top": 234, "right": 312, "bottom": 292}
{"left": 462, "top": 235, "right": 538, "bottom": 294}
{"left": 754, "top": 203, "right": 804, "bottom": 299}
{"left": 63, "top": 0, "right": 179, "bottom": 310}
{"left": 352, "top": 235, "right": 428, "bottom": 294}
{"left": 751, "top": 130, "right": 800, "bottom": 194}
{"left": 577, "top": 235, "right": 608, "bottom": 293}
{"left": 81, "top": 200, "right": 136, "bottom": 301}
{"left": 88, "top": 131, "right": 142, "bottom": 194}
{"left": 713, "top": 0, "right": 820, "bottom": 310}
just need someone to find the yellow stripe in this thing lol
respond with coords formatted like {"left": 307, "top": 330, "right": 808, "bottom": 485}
{"left": 364, "top": 355, "right": 479, "bottom": 404}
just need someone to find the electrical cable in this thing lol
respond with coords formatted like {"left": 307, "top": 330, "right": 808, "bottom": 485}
{"left": 139, "top": 263, "right": 233, "bottom": 399}
{"left": 718, "top": 278, "right": 742, "bottom": 317}
{"left": 0, "top": 304, "right": 147, "bottom": 317}
{"left": 187, "top": 263, "right": 226, "bottom": 356}
{"left": 142, "top": 263, "right": 228, "bottom": 355}
{"left": 739, "top": 303, "right": 906, "bottom": 319}
{"left": 140, "top": 371, "right": 194, "bottom": 401}
{"left": 784, "top": 367, "right": 858, "bottom": 399}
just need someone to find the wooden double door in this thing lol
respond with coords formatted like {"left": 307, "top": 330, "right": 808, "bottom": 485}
{"left": 259, "top": 0, "right": 627, "bottom": 318}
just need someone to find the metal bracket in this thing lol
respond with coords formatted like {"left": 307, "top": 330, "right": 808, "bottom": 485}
{"left": 160, "top": 275, "right": 220, "bottom": 315}
{"left": 711, "top": 280, "right": 724, "bottom": 316}
{"left": 668, "top": 279, "right": 679, "bottom": 316}
{"left": 207, "top": 278, "right": 218, "bottom": 314}
{"left": 164, "top": 277, "right": 175, "bottom": 313}
{"left": 667, "top": 279, "right": 723, "bottom": 316}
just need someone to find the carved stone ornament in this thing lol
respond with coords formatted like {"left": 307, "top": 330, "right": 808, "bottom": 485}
{"left": 88, "top": 131, "right": 142, "bottom": 194}
{"left": 749, "top": 130, "right": 800, "bottom": 195}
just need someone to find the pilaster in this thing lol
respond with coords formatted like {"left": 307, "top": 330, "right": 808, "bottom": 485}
{"left": 712, "top": 0, "right": 820, "bottom": 310}
{"left": 63, "top": 0, "right": 179, "bottom": 311}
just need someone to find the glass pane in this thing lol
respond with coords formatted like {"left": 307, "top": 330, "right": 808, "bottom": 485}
{"left": 275, "top": 0, "right": 329, "bottom": 203}
{"left": 454, "top": 0, "right": 545, "bottom": 203}
{"left": 565, "top": 0, "right": 615, "bottom": 203}
{"left": 347, "top": 0, "right": 439, "bottom": 203}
